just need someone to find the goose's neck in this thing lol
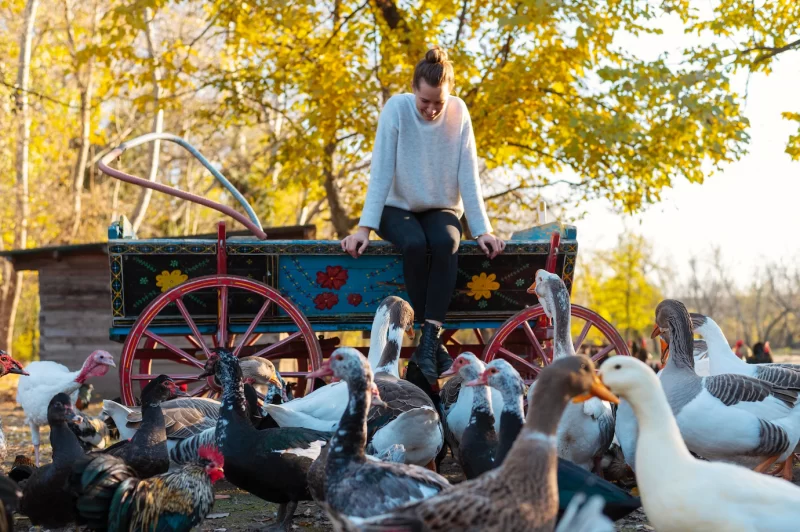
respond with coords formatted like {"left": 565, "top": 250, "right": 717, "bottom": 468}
{"left": 367, "top": 306, "right": 393, "bottom": 373}
{"left": 374, "top": 324, "right": 404, "bottom": 378}
{"left": 496, "top": 392, "right": 525, "bottom": 463}
{"left": 665, "top": 319, "right": 697, "bottom": 373}
{"left": 701, "top": 322, "right": 742, "bottom": 368}
{"left": 470, "top": 382, "right": 493, "bottom": 417}
{"left": 625, "top": 386, "right": 694, "bottom": 469}
{"left": 132, "top": 401, "right": 167, "bottom": 445}
{"left": 217, "top": 360, "right": 250, "bottom": 447}
{"left": 328, "top": 377, "right": 369, "bottom": 463}
{"left": 551, "top": 293, "right": 575, "bottom": 358}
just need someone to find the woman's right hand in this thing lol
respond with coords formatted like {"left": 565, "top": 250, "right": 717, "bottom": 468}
{"left": 341, "top": 227, "right": 371, "bottom": 258}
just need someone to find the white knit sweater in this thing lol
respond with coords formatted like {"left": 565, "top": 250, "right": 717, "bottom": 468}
{"left": 358, "top": 94, "right": 492, "bottom": 237}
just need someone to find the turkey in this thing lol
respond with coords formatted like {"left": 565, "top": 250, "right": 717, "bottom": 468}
{"left": 0, "top": 350, "right": 28, "bottom": 463}
{"left": 17, "top": 349, "right": 116, "bottom": 466}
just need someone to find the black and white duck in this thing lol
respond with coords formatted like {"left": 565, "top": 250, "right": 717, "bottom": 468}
{"left": 307, "top": 347, "right": 449, "bottom": 523}
{"left": 199, "top": 348, "right": 330, "bottom": 531}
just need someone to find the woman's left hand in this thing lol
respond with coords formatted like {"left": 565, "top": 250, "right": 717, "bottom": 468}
{"left": 477, "top": 233, "right": 506, "bottom": 259}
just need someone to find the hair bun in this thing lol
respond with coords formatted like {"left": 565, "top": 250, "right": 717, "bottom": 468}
{"left": 425, "top": 46, "right": 448, "bottom": 64}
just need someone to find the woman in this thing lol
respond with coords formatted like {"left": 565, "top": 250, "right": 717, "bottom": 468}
{"left": 340, "top": 47, "right": 505, "bottom": 406}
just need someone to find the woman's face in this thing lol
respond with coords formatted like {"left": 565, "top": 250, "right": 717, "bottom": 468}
{"left": 412, "top": 79, "right": 450, "bottom": 121}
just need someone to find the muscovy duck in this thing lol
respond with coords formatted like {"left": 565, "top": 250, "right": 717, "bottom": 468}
{"left": 199, "top": 349, "right": 330, "bottom": 531}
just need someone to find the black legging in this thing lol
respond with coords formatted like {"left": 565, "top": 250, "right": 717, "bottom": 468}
{"left": 377, "top": 206, "right": 462, "bottom": 323}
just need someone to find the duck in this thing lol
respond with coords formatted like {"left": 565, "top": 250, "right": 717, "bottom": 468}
{"left": 691, "top": 313, "right": 800, "bottom": 387}
{"left": 599, "top": 355, "right": 800, "bottom": 531}
{"left": 529, "top": 270, "right": 615, "bottom": 472}
{"left": 440, "top": 353, "right": 500, "bottom": 478}
{"left": 265, "top": 296, "right": 443, "bottom": 466}
{"left": 335, "top": 355, "right": 619, "bottom": 532}
{"left": 651, "top": 299, "right": 800, "bottom": 480}
{"left": 475, "top": 359, "right": 641, "bottom": 522}
{"left": 19, "top": 393, "right": 86, "bottom": 529}
{"left": 96, "top": 375, "right": 183, "bottom": 478}
{"left": 199, "top": 348, "right": 330, "bottom": 531}
{"left": 307, "top": 347, "right": 449, "bottom": 522}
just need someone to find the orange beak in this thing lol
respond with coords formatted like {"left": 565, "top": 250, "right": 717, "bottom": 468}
{"left": 406, "top": 327, "right": 415, "bottom": 340}
{"left": 573, "top": 375, "right": 619, "bottom": 405}
{"left": 526, "top": 281, "right": 537, "bottom": 295}
{"left": 660, "top": 338, "right": 669, "bottom": 366}
{"left": 650, "top": 324, "right": 661, "bottom": 339}
{"left": 268, "top": 374, "right": 283, "bottom": 389}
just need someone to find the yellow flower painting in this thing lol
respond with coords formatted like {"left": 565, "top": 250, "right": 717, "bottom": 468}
{"left": 467, "top": 272, "right": 500, "bottom": 300}
{"left": 155, "top": 270, "right": 188, "bottom": 292}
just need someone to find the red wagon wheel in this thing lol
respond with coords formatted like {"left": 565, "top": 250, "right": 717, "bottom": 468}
{"left": 119, "top": 275, "right": 322, "bottom": 406}
{"left": 482, "top": 304, "right": 630, "bottom": 383}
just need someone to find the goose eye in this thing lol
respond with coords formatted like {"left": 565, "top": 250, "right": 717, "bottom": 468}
{"left": 335, "top": 355, "right": 343, "bottom": 361}
{"left": 615, "top": 364, "right": 621, "bottom": 369}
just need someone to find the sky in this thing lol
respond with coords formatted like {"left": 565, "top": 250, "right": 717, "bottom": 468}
{"left": 560, "top": 15, "right": 800, "bottom": 289}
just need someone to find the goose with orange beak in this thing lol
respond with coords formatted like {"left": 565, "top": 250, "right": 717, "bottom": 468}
{"left": 526, "top": 269, "right": 617, "bottom": 474}
{"left": 647, "top": 299, "right": 800, "bottom": 480}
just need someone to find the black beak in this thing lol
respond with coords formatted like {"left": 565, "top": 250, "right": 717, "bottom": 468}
{"left": 197, "top": 368, "right": 213, "bottom": 379}
{"left": 9, "top": 366, "right": 28, "bottom": 376}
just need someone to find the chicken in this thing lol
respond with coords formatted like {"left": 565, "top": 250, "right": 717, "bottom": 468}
{"left": 71, "top": 445, "right": 224, "bottom": 531}
{"left": 68, "top": 411, "right": 117, "bottom": 451}
{"left": 17, "top": 350, "right": 115, "bottom": 465}
{"left": 0, "top": 350, "right": 27, "bottom": 463}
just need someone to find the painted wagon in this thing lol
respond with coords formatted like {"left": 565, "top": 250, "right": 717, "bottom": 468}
{"left": 99, "top": 134, "right": 629, "bottom": 406}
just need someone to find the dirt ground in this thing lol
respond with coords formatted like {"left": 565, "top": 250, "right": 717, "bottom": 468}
{"left": 2, "top": 364, "right": 797, "bottom": 532}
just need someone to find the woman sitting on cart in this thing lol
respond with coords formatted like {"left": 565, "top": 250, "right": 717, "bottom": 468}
{"left": 341, "top": 46, "right": 505, "bottom": 408}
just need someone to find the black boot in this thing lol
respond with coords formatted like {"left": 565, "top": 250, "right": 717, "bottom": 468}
{"left": 409, "top": 322, "right": 444, "bottom": 388}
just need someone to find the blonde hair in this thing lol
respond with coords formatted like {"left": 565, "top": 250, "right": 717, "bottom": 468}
{"left": 412, "top": 46, "right": 454, "bottom": 90}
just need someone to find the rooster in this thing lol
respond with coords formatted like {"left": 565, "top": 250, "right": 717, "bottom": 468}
{"left": 17, "top": 350, "right": 116, "bottom": 465}
{"left": 71, "top": 445, "right": 224, "bottom": 532}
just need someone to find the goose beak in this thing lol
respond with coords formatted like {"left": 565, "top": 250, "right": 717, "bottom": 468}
{"left": 573, "top": 375, "right": 619, "bottom": 404}
{"left": 526, "top": 281, "right": 537, "bottom": 295}
{"left": 308, "top": 361, "right": 334, "bottom": 380}
{"left": 440, "top": 365, "right": 458, "bottom": 377}
{"left": 268, "top": 374, "right": 283, "bottom": 389}
{"left": 371, "top": 385, "right": 387, "bottom": 408}
{"left": 650, "top": 324, "right": 662, "bottom": 339}
{"left": 406, "top": 327, "right": 415, "bottom": 340}
{"left": 660, "top": 339, "right": 670, "bottom": 366}
{"left": 464, "top": 371, "right": 489, "bottom": 387}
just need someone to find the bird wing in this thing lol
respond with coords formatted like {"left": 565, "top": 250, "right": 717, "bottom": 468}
{"left": 703, "top": 373, "right": 797, "bottom": 411}
{"left": 754, "top": 365, "right": 800, "bottom": 391}
{"left": 440, "top": 375, "right": 462, "bottom": 413}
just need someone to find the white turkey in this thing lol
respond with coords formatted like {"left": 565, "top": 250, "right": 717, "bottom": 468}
{"left": 16, "top": 349, "right": 115, "bottom": 465}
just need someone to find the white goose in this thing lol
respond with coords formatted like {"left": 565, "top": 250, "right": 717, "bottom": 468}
{"left": 599, "top": 355, "right": 800, "bottom": 532}
{"left": 652, "top": 299, "right": 800, "bottom": 480}
{"left": 264, "top": 296, "right": 443, "bottom": 466}
{"left": 530, "top": 270, "right": 615, "bottom": 472}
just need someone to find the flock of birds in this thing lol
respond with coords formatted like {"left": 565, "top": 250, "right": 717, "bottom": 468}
{"left": 0, "top": 270, "right": 799, "bottom": 530}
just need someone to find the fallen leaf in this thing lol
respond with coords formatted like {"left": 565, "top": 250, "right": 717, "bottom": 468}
{"left": 206, "top": 513, "right": 230, "bottom": 519}
{"left": 215, "top": 494, "right": 231, "bottom": 500}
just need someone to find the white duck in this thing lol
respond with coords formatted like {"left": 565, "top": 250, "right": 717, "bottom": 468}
{"left": 691, "top": 313, "right": 800, "bottom": 388}
{"left": 599, "top": 355, "right": 800, "bottom": 532}
{"left": 17, "top": 349, "right": 116, "bottom": 465}
{"left": 264, "top": 296, "right": 444, "bottom": 466}
{"left": 652, "top": 299, "right": 800, "bottom": 480}
{"left": 103, "top": 396, "right": 220, "bottom": 446}
{"left": 529, "top": 270, "right": 615, "bottom": 472}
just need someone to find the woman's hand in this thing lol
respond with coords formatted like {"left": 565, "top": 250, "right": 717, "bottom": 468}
{"left": 477, "top": 233, "right": 506, "bottom": 259}
{"left": 341, "top": 227, "right": 371, "bottom": 258}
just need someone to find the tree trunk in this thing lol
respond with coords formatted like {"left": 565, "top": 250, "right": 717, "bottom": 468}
{"left": 322, "top": 141, "right": 355, "bottom": 238}
{"left": 130, "top": 8, "right": 163, "bottom": 234}
{"left": 1, "top": 0, "right": 39, "bottom": 352}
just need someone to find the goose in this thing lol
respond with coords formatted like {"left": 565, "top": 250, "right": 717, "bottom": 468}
{"left": 691, "top": 313, "right": 800, "bottom": 387}
{"left": 599, "top": 355, "right": 800, "bottom": 531}
{"left": 651, "top": 299, "right": 800, "bottom": 480}
{"left": 307, "top": 347, "right": 449, "bottom": 523}
{"left": 333, "top": 355, "right": 619, "bottom": 532}
{"left": 476, "top": 359, "right": 641, "bottom": 522}
{"left": 529, "top": 270, "right": 615, "bottom": 472}
{"left": 265, "top": 296, "right": 444, "bottom": 466}
{"left": 440, "top": 353, "right": 499, "bottom": 478}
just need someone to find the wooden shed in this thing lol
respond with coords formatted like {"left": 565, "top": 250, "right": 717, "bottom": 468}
{"left": 0, "top": 224, "right": 317, "bottom": 399}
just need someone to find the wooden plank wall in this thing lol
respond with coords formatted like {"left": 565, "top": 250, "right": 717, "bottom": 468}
{"left": 38, "top": 255, "right": 121, "bottom": 400}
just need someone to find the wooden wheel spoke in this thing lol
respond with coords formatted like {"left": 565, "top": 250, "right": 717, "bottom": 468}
{"left": 175, "top": 298, "right": 213, "bottom": 358}
{"left": 497, "top": 347, "right": 542, "bottom": 375}
{"left": 246, "top": 333, "right": 263, "bottom": 347}
{"left": 189, "top": 384, "right": 211, "bottom": 397}
{"left": 185, "top": 335, "right": 203, "bottom": 351}
{"left": 233, "top": 299, "right": 272, "bottom": 357}
{"left": 592, "top": 343, "right": 616, "bottom": 362}
{"left": 218, "top": 286, "right": 229, "bottom": 348}
{"left": 573, "top": 321, "right": 593, "bottom": 353}
{"left": 251, "top": 331, "right": 303, "bottom": 359}
{"left": 521, "top": 321, "right": 548, "bottom": 365}
{"left": 143, "top": 330, "right": 205, "bottom": 369}
{"left": 473, "top": 328, "right": 485, "bottom": 345}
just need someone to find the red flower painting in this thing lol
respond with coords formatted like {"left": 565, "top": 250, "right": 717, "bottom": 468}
{"left": 316, "top": 265, "right": 349, "bottom": 290}
{"left": 314, "top": 292, "right": 339, "bottom": 310}
{"left": 347, "top": 293, "right": 362, "bottom": 307}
